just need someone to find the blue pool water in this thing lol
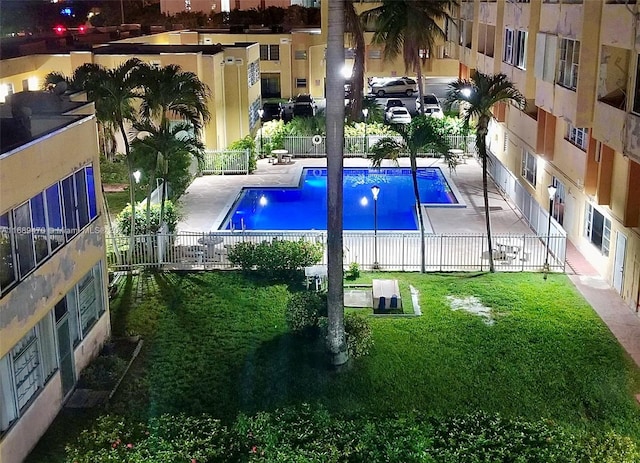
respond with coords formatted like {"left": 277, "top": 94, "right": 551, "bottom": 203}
{"left": 221, "top": 167, "right": 459, "bottom": 231}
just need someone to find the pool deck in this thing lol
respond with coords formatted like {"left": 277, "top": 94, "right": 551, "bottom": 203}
{"left": 178, "top": 156, "right": 533, "bottom": 235}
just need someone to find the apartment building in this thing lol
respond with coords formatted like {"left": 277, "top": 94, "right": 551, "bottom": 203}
{"left": 0, "top": 90, "right": 110, "bottom": 463}
{"left": 457, "top": 0, "right": 640, "bottom": 307}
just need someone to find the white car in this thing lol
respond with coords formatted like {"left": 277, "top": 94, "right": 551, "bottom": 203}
{"left": 416, "top": 93, "right": 444, "bottom": 118}
{"left": 370, "top": 77, "right": 418, "bottom": 97}
{"left": 385, "top": 107, "right": 412, "bottom": 124}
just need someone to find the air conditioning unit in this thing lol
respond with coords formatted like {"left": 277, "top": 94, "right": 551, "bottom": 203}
{"left": 280, "top": 38, "right": 291, "bottom": 44}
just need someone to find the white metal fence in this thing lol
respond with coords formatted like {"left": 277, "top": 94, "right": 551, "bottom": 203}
{"left": 202, "top": 149, "right": 250, "bottom": 174}
{"left": 107, "top": 231, "right": 565, "bottom": 273}
{"left": 260, "top": 134, "right": 476, "bottom": 158}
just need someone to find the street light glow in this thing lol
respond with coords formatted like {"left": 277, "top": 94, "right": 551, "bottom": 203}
{"left": 360, "top": 196, "right": 368, "bottom": 206}
{"left": 371, "top": 185, "right": 380, "bottom": 200}
{"left": 133, "top": 170, "right": 142, "bottom": 183}
{"left": 461, "top": 87, "right": 472, "bottom": 98}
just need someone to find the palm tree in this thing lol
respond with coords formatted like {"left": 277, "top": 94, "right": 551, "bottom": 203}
{"left": 445, "top": 72, "right": 525, "bottom": 272}
{"left": 131, "top": 121, "right": 205, "bottom": 232}
{"left": 345, "top": 0, "right": 366, "bottom": 122}
{"left": 73, "top": 58, "right": 143, "bottom": 265}
{"left": 368, "top": 116, "right": 450, "bottom": 273}
{"left": 325, "top": 0, "right": 348, "bottom": 366}
{"left": 362, "top": 0, "right": 455, "bottom": 114}
{"left": 133, "top": 63, "right": 211, "bottom": 226}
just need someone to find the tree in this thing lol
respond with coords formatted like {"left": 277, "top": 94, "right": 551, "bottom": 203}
{"left": 345, "top": 0, "right": 366, "bottom": 122}
{"left": 368, "top": 116, "right": 450, "bottom": 273}
{"left": 133, "top": 63, "right": 211, "bottom": 225}
{"left": 325, "top": 0, "right": 348, "bottom": 366}
{"left": 362, "top": 0, "right": 455, "bottom": 115}
{"left": 445, "top": 72, "right": 525, "bottom": 272}
{"left": 73, "top": 59, "right": 143, "bottom": 265}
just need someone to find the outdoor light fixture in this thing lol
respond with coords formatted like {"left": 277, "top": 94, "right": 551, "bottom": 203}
{"left": 371, "top": 185, "right": 381, "bottom": 269}
{"left": 461, "top": 87, "right": 472, "bottom": 98}
{"left": 543, "top": 184, "right": 557, "bottom": 280}
{"left": 133, "top": 170, "right": 142, "bottom": 183}
{"left": 362, "top": 108, "right": 369, "bottom": 156}
{"left": 258, "top": 109, "right": 264, "bottom": 157}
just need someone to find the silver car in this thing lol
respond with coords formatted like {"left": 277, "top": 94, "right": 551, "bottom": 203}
{"left": 370, "top": 77, "right": 418, "bottom": 97}
{"left": 416, "top": 93, "right": 444, "bottom": 118}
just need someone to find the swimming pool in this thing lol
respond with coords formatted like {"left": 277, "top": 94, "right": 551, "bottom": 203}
{"left": 220, "top": 167, "right": 462, "bottom": 231}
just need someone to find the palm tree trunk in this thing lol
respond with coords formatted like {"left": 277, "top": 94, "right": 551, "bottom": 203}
{"left": 410, "top": 154, "right": 426, "bottom": 273}
{"left": 477, "top": 116, "right": 495, "bottom": 272}
{"left": 326, "top": 0, "right": 348, "bottom": 367}
{"left": 119, "top": 120, "right": 137, "bottom": 268}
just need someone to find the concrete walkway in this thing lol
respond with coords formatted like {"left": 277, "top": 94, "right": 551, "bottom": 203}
{"left": 179, "top": 156, "right": 640, "bottom": 370}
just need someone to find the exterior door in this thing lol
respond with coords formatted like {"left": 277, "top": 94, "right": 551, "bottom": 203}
{"left": 55, "top": 299, "right": 76, "bottom": 397}
{"left": 613, "top": 231, "right": 626, "bottom": 294}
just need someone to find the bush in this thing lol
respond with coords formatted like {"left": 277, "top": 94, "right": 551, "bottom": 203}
{"left": 99, "top": 155, "right": 129, "bottom": 184}
{"left": 77, "top": 354, "right": 128, "bottom": 390}
{"left": 227, "top": 238, "right": 323, "bottom": 279}
{"left": 578, "top": 431, "right": 640, "bottom": 463}
{"left": 116, "top": 201, "right": 178, "bottom": 235}
{"left": 285, "top": 291, "right": 327, "bottom": 335}
{"left": 345, "top": 262, "right": 360, "bottom": 280}
{"left": 228, "top": 135, "right": 257, "bottom": 173}
{"left": 344, "top": 312, "right": 374, "bottom": 359}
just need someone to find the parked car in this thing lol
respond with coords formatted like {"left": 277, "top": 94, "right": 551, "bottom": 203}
{"left": 261, "top": 102, "right": 283, "bottom": 122}
{"left": 290, "top": 94, "right": 317, "bottom": 118}
{"left": 384, "top": 98, "right": 405, "bottom": 111}
{"left": 370, "top": 77, "right": 417, "bottom": 97}
{"left": 415, "top": 93, "right": 444, "bottom": 118}
{"left": 385, "top": 107, "right": 412, "bottom": 124}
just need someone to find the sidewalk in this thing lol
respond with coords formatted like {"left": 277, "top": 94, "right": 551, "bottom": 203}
{"left": 565, "top": 240, "right": 640, "bottom": 369}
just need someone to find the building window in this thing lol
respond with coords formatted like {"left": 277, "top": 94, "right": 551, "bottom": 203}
{"left": 295, "top": 78, "right": 307, "bottom": 88}
{"left": 0, "top": 313, "right": 58, "bottom": 432}
{"left": 585, "top": 204, "right": 611, "bottom": 256}
{"left": 534, "top": 33, "right": 558, "bottom": 83}
{"left": 515, "top": 30, "right": 527, "bottom": 69}
{"left": 566, "top": 123, "right": 588, "bottom": 150}
{"left": 259, "top": 44, "right": 279, "bottom": 61}
{"left": 557, "top": 37, "right": 580, "bottom": 90}
{"left": 633, "top": 54, "right": 640, "bottom": 115}
{"left": 247, "top": 60, "right": 260, "bottom": 87}
{"left": 521, "top": 150, "right": 537, "bottom": 186}
{"left": 0, "top": 165, "right": 98, "bottom": 297}
{"left": 504, "top": 28, "right": 514, "bottom": 64}
{"left": 294, "top": 50, "right": 307, "bottom": 60}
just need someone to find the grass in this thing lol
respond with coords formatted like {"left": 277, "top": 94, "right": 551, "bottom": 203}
{"left": 104, "top": 190, "right": 146, "bottom": 219}
{"left": 27, "top": 271, "right": 640, "bottom": 461}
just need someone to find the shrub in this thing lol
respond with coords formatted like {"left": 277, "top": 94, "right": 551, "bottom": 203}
{"left": 285, "top": 291, "right": 327, "bottom": 335}
{"left": 345, "top": 262, "right": 360, "bottom": 280}
{"left": 578, "top": 431, "right": 640, "bottom": 463}
{"left": 116, "top": 200, "right": 178, "bottom": 235}
{"left": 227, "top": 239, "right": 323, "bottom": 279}
{"left": 228, "top": 135, "right": 257, "bottom": 173}
{"left": 77, "top": 354, "right": 128, "bottom": 390}
{"left": 344, "top": 312, "right": 374, "bottom": 359}
{"left": 99, "top": 155, "right": 129, "bottom": 184}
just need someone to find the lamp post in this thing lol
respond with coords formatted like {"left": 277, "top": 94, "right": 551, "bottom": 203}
{"left": 544, "top": 184, "right": 557, "bottom": 280}
{"left": 371, "top": 185, "right": 380, "bottom": 269}
{"left": 258, "top": 108, "right": 264, "bottom": 157}
{"left": 362, "top": 108, "right": 369, "bottom": 156}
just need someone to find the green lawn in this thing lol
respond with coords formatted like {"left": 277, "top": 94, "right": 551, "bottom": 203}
{"left": 104, "top": 190, "right": 146, "bottom": 219}
{"left": 28, "top": 271, "right": 640, "bottom": 461}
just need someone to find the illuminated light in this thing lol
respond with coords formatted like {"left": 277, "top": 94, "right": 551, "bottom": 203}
{"left": 78, "top": 25, "right": 86, "bottom": 34}
{"left": 28, "top": 77, "right": 38, "bottom": 91}
{"left": 54, "top": 25, "right": 66, "bottom": 35}
{"left": 461, "top": 87, "right": 472, "bottom": 98}
{"left": 0, "top": 84, "right": 9, "bottom": 103}
{"left": 360, "top": 197, "right": 368, "bottom": 207}
{"left": 259, "top": 195, "right": 268, "bottom": 206}
{"left": 342, "top": 64, "right": 352, "bottom": 79}
{"left": 133, "top": 170, "right": 142, "bottom": 183}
